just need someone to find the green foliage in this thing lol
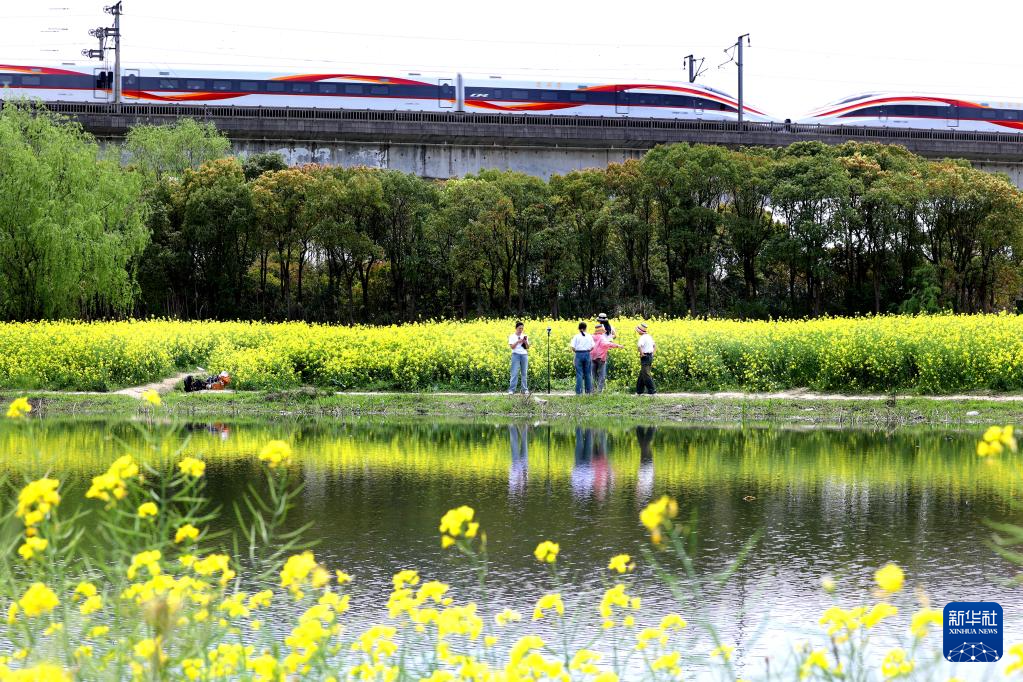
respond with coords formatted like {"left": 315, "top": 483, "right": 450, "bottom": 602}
{"left": 0, "top": 101, "right": 149, "bottom": 320}
{"left": 124, "top": 118, "right": 231, "bottom": 181}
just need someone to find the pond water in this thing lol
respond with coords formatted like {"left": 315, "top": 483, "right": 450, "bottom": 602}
{"left": 2, "top": 417, "right": 1021, "bottom": 676}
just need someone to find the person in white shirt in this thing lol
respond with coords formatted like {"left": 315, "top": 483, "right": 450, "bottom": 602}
{"left": 636, "top": 323, "right": 656, "bottom": 395}
{"left": 570, "top": 322, "right": 595, "bottom": 395}
{"left": 508, "top": 321, "right": 530, "bottom": 394}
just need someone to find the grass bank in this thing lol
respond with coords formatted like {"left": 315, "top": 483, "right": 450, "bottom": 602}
{"left": 10, "top": 389, "right": 1023, "bottom": 428}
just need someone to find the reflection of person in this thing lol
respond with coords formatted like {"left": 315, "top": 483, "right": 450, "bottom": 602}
{"left": 635, "top": 426, "right": 655, "bottom": 500}
{"left": 590, "top": 324, "right": 623, "bottom": 394}
{"left": 507, "top": 321, "right": 530, "bottom": 395}
{"left": 571, "top": 426, "right": 594, "bottom": 499}
{"left": 591, "top": 429, "right": 612, "bottom": 503}
{"left": 570, "top": 322, "right": 595, "bottom": 395}
{"left": 635, "top": 323, "right": 656, "bottom": 395}
{"left": 508, "top": 424, "right": 528, "bottom": 497}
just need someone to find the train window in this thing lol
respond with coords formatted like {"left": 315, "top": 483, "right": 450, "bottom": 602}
{"left": 1006, "top": 111, "right": 1018, "bottom": 120}
{"left": 370, "top": 85, "right": 388, "bottom": 95}
{"left": 21, "top": 76, "right": 40, "bottom": 85}
{"left": 239, "top": 81, "right": 258, "bottom": 91}
{"left": 267, "top": 82, "right": 284, "bottom": 92}
{"left": 186, "top": 80, "right": 204, "bottom": 90}
{"left": 512, "top": 90, "right": 528, "bottom": 99}
{"left": 159, "top": 79, "right": 179, "bottom": 89}
{"left": 212, "top": 81, "right": 231, "bottom": 91}
{"left": 540, "top": 91, "right": 557, "bottom": 101}
{"left": 344, "top": 84, "right": 364, "bottom": 94}
{"left": 0, "top": 76, "right": 11, "bottom": 86}
{"left": 318, "top": 83, "right": 336, "bottom": 93}
{"left": 292, "top": 82, "right": 310, "bottom": 93}
{"left": 570, "top": 93, "right": 587, "bottom": 102}
{"left": 982, "top": 110, "right": 997, "bottom": 119}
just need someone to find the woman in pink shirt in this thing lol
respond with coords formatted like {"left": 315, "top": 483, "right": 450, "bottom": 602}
{"left": 590, "top": 324, "right": 623, "bottom": 394}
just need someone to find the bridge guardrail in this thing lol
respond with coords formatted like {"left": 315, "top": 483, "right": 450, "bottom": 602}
{"left": 20, "top": 101, "right": 1023, "bottom": 145}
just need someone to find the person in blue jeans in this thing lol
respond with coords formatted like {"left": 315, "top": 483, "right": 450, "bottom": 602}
{"left": 570, "top": 321, "right": 595, "bottom": 395}
{"left": 507, "top": 321, "right": 530, "bottom": 394}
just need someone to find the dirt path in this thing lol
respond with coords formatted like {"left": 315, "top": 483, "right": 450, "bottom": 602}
{"left": 111, "top": 371, "right": 195, "bottom": 399}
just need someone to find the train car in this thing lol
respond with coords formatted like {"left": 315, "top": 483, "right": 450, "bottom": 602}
{"left": 798, "top": 92, "right": 1023, "bottom": 133}
{"left": 0, "top": 63, "right": 774, "bottom": 122}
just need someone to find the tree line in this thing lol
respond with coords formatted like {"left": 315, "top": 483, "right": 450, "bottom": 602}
{"left": 3, "top": 102, "right": 1023, "bottom": 322}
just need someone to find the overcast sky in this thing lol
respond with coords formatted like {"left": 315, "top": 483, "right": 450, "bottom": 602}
{"left": 4, "top": 0, "right": 1021, "bottom": 118}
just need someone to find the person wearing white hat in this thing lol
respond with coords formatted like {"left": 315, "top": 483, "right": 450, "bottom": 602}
{"left": 635, "top": 323, "right": 656, "bottom": 395}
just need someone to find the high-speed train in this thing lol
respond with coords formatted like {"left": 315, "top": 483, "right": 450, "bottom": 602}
{"left": 797, "top": 92, "right": 1023, "bottom": 132}
{"left": 0, "top": 63, "right": 774, "bottom": 122}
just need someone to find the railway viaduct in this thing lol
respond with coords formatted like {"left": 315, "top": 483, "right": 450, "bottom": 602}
{"left": 49, "top": 102, "right": 1023, "bottom": 188}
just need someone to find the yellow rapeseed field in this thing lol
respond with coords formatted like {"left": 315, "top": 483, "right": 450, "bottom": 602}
{"left": 2, "top": 314, "right": 1023, "bottom": 393}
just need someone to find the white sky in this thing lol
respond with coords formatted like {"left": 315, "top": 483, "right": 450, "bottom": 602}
{"left": 4, "top": 0, "right": 1022, "bottom": 118}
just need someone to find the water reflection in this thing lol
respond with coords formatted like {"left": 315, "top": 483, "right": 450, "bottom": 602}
{"left": 1, "top": 417, "right": 1021, "bottom": 671}
{"left": 508, "top": 424, "right": 528, "bottom": 499}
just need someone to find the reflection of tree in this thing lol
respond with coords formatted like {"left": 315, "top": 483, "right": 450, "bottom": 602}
{"left": 508, "top": 424, "right": 528, "bottom": 499}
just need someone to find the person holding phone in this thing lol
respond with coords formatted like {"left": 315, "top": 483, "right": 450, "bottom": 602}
{"left": 508, "top": 321, "right": 530, "bottom": 394}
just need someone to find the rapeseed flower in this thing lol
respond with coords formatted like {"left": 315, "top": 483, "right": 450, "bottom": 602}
{"left": 880, "top": 648, "right": 914, "bottom": 678}
{"left": 532, "top": 593, "right": 564, "bottom": 620}
{"left": 16, "top": 478, "right": 61, "bottom": 530}
{"left": 438, "top": 505, "right": 479, "bottom": 548}
{"left": 799, "top": 648, "right": 831, "bottom": 679}
{"left": 18, "top": 582, "right": 59, "bottom": 617}
{"left": 608, "top": 553, "right": 634, "bottom": 573}
{"left": 874, "top": 563, "right": 905, "bottom": 593}
{"left": 1006, "top": 643, "right": 1023, "bottom": 675}
{"left": 174, "top": 524, "right": 200, "bottom": 544}
{"left": 177, "top": 457, "right": 206, "bottom": 478}
{"left": 710, "top": 644, "right": 735, "bottom": 662}
{"left": 909, "top": 608, "right": 942, "bottom": 638}
{"left": 640, "top": 495, "right": 678, "bottom": 545}
{"left": 141, "top": 389, "right": 161, "bottom": 407}
{"left": 137, "top": 502, "right": 158, "bottom": 519}
{"left": 6, "top": 397, "right": 32, "bottom": 418}
{"left": 495, "top": 608, "right": 522, "bottom": 626}
{"left": 1, "top": 663, "right": 70, "bottom": 681}
{"left": 17, "top": 536, "right": 48, "bottom": 561}
{"left": 977, "top": 425, "right": 1017, "bottom": 456}
{"left": 533, "top": 540, "right": 559, "bottom": 564}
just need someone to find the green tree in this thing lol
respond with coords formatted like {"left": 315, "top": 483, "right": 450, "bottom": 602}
{"left": 124, "top": 118, "right": 231, "bottom": 181}
{"left": 0, "top": 102, "right": 148, "bottom": 319}
{"left": 252, "top": 168, "right": 314, "bottom": 317}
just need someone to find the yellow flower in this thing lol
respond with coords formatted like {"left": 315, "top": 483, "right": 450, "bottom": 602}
{"left": 174, "top": 523, "right": 200, "bottom": 544}
{"left": 133, "top": 638, "right": 158, "bottom": 659}
{"left": 495, "top": 608, "right": 522, "bottom": 626}
{"left": 258, "top": 440, "right": 292, "bottom": 469}
{"left": 861, "top": 602, "right": 898, "bottom": 629}
{"left": 652, "top": 652, "right": 682, "bottom": 675}
{"left": 570, "top": 650, "right": 602, "bottom": 675}
{"left": 335, "top": 570, "right": 353, "bottom": 585}
{"left": 438, "top": 505, "right": 479, "bottom": 548}
{"left": 820, "top": 576, "right": 836, "bottom": 593}
{"left": 141, "top": 389, "right": 161, "bottom": 407}
{"left": 249, "top": 653, "right": 278, "bottom": 682}
{"left": 88, "top": 625, "right": 110, "bottom": 638}
{"left": 874, "top": 563, "right": 905, "bottom": 593}
{"left": 127, "top": 549, "right": 162, "bottom": 580}
{"left": 6, "top": 397, "right": 32, "bottom": 418}
{"left": 533, "top": 540, "right": 559, "bottom": 564}
{"left": 608, "top": 553, "right": 634, "bottom": 574}
{"left": 909, "top": 608, "right": 942, "bottom": 638}
{"left": 17, "top": 536, "right": 48, "bottom": 561}
{"left": 1006, "top": 643, "right": 1023, "bottom": 675}
{"left": 137, "top": 502, "right": 158, "bottom": 519}
{"left": 532, "top": 593, "right": 564, "bottom": 620}
{"left": 2, "top": 663, "right": 70, "bottom": 681}
{"left": 881, "top": 648, "right": 914, "bottom": 678}
{"left": 16, "top": 478, "right": 61, "bottom": 530}
{"left": 74, "top": 645, "right": 93, "bottom": 660}
{"left": 710, "top": 644, "right": 735, "bottom": 662}
{"left": 18, "top": 582, "right": 59, "bottom": 617}
{"left": 799, "top": 648, "right": 831, "bottom": 679}
{"left": 640, "top": 495, "right": 678, "bottom": 544}
{"left": 177, "top": 457, "right": 206, "bottom": 478}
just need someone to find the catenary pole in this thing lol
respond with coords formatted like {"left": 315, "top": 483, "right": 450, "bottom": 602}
{"left": 106, "top": 2, "right": 122, "bottom": 104}
{"left": 737, "top": 33, "right": 749, "bottom": 132}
